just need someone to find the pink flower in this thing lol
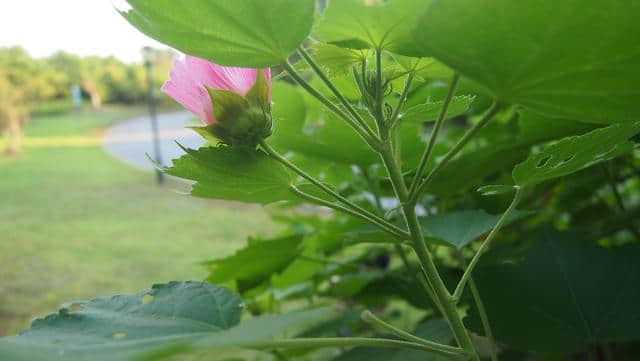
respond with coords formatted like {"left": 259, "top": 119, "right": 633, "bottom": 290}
{"left": 161, "top": 56, "right": 271, "bottom": 125}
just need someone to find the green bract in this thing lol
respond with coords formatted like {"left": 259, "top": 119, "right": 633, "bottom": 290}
{"left": 414, "top": 0, "right": 640, "bottom": 123}
{"left": 119, "top": 0, "right": 315, "bottom": 67}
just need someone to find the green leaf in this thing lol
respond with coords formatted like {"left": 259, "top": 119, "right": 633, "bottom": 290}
{"left": 312, "top": 43, "right": 369, "bottom": 78}
{"left": 512, "top": 122, "right": 640, "bottom": 187}
{"left": 0, "top": 282, "right": 243, "bottom": 361}
{"left": 203, "top": 235, "right": 304, "bottom": 289}
{"left": 0, "top": 283, "right": 334, "bottom": 361}
{"left": 413, "top": 0, "right": 640, "bottom": 123}
{"left": 467, "top": 230, "right": 640, "bottom": 352}
{"left": 420, "top": 209, "right": 524, "bottom": 249}
{"left": 120, "top": 0, "right": 315, "bottom": 67}
{"left": 401, "top": 95, "right": 474, "bottom": 123}
{"left": 315, "top": 0, "right": 429, "bottom": 56}
{"left": 165, "top": 145, "right": 292, "bottom": 204}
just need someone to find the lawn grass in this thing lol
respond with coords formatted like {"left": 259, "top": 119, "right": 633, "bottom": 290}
{"left": 0, "top": 107, "right": 276, "bottom": 335}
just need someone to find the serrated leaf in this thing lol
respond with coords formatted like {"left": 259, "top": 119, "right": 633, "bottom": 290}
{"left": 420, "top": 209, "right": 525, "bottom": 249}
{"left": 413, "top": 0, "right": 640, "bottom": 123}
{"left": 401, "top": 96, "right": 474, "bottom": 123}
{"left": 467, "top": 230, "right": 640, "bottom": 352}
{"left": 512, "top": 122, "right": 640, "bottom": 187}
{"left": 165, "top": 145, "right": 292, "bottom": 204}
{"left": 119, "top": 0, "right": 314, "bottom": 67}
{"left": 203, "top": 235, "right": 304, "bottom": 290}
{"left": 314, "top": 0, "right": 429, "bottom": 56}
{"left": 0, "top": 282, "right": 243, "bottom": 361}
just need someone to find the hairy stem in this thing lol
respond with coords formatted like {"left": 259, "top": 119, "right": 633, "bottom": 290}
{"left": 379, "top": 144, "right": 480, "bottom": 361}
{"left": 297, "top": 46, "right": 377, "bottom": 140}
{"left": 361, "top": 310, "right": 467, "bottom": 357}
{"left": 453, "top": 187, "right": 523, "bottom": 301}
{"left": 410, "top": 101, "right": 501, "bottom": 203}
{"left": 281, "top": 61, "right": 378, "bottom": 148}
{"left": 408, "top": 73, "right": 460, "bottom": 196}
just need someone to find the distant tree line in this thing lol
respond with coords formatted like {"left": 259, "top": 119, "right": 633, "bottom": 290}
{"left": 0, "top": 46, "right": 175, "bottom": 154}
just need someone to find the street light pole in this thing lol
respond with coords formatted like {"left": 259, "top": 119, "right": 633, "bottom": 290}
{"left": 142, "top": 46, "right": 164, "bottom": 185}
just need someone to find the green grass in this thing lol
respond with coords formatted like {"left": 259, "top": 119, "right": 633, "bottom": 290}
{"left": 0, "top": 107, "right": 276, "bottom": 335}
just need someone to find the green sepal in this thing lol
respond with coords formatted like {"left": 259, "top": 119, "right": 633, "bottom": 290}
{"left": 246, "top": 70, "right": 271, "bottom": 111}
{"left": 206, "top": 86, "right": 273, "bottom": 147}
{"left": 207, "top": 88, "right": 250, "bottom": 123}
{"left": 187, "top": 125, "right": 221, "bottom": 145}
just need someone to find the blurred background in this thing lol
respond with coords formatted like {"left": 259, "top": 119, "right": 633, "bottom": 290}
{"left": 0, "top": 0, "right": 275, "bottom": 335}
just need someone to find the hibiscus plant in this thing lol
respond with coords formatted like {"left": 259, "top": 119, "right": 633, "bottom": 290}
{"left": 2, "top": 1, "right": 640, "bottom": 361}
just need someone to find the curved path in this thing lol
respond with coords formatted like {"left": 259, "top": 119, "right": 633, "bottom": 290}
{"left": 102, "top": 111, "right": 204, "bottom": 170}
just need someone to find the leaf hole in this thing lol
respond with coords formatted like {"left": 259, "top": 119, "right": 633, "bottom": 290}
{"left": 141, "top": 294, "right": 154, "bottom": 304}
{"left": 554, "top": 154, "right": 576, "bottom": 168}
{"left": 112, "top": 332, "right": 127, "bottom": 340}
{"left": 536, "top": 156, "right": 552, "bottom": 168}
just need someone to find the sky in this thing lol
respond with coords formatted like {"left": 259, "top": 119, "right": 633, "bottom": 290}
{"left": 0, "top": 0, "right": 170, "bottom": 63}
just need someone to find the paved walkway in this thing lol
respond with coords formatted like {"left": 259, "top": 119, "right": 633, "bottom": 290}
{"left": 102, "top": 112, "right": 204, "bottom": 170}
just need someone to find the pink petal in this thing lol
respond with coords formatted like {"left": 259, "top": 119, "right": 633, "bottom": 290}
{"left": 162, "top": 55, "right": 272, "bottom": 126}
{"left": 162, "top": 58, "right": 216, "bottom": 125}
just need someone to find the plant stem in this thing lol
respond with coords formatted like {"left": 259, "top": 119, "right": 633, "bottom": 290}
{"left": 281, "top": 61, "right": 378, "bottom": 149}
{"left": 410, "top": 101, "right": 500, "bottom": 203}
{"left": 452, "top": 187, "right": 523, "bottom": 301}
{"left": 416, "top": 271, "right": 446, "bottom": 316}
{"left": 389, "top": 73, "right": 415, "bottom": 129}
{"left": 361, "top": 310, "right": 466, "bottom": 356}
{"left": 458, "top": 253, "right": 499, "bottom": 361}
{"left": 251, "top": 337, "right": 468, "bottom": 359}
{"left": 408, "top": 73, "right": 460, "bottom": 196}
{"left": 374, "top": 49, "right": 385, "bottom": 135}
{"left": 297, "top": 46, "right": 378, "bottom": 140}
{"left": 378, "top": 144, "right": 480, "bottom": 361}
{"left": 288, "top": 185, "right": 407, "bottom": 240}
{"left": 260, "top": 140, "right": 405, "bottom": 235}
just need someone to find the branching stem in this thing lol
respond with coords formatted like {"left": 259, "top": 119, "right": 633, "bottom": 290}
{"left": 410, "top": 101, "right": 501, "bottom": 203}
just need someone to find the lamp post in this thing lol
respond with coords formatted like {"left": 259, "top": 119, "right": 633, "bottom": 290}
{"left": 142, "top": 46, "right": 164, "bottom": 184}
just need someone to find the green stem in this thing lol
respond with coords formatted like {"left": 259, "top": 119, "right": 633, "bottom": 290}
{"left": 374, "top": 48, "right": 385, "bottom": 135}
{"left": 389, "top": 73, "right": 414, "bottom": 129}
{"left": 458, "top": 253, "right": 498, "bottom": 361}
{"left": 408, "top": 73, "right": 460, "bottom": 196}
{"left": 378, "top": 144, "right": 480, "bottom": 361}
{"left": 410, "top": 101, "right": 501, "bottom": 203}
{"left": 260, "top": 140, "right": 395, "bottom": 229}
{"left": 289, "top": 185, "right": 407, "bottom": 240}
{"left": 452, "top": 187, "right": 523, "bottom": 301}
{"left": 297, "top": 46, "right": 377, "bottom": 140}
{"left": 416, "top": 271, "right": 446, "bottom": 316}
{"left": 281, "top": 61, "right": 378, "bottom": 149}
{"left": 251, "top": 337, "right": 468, "bottom": 359}
{"left": 361, "top": 310, "right": 467, "bottom": 357}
